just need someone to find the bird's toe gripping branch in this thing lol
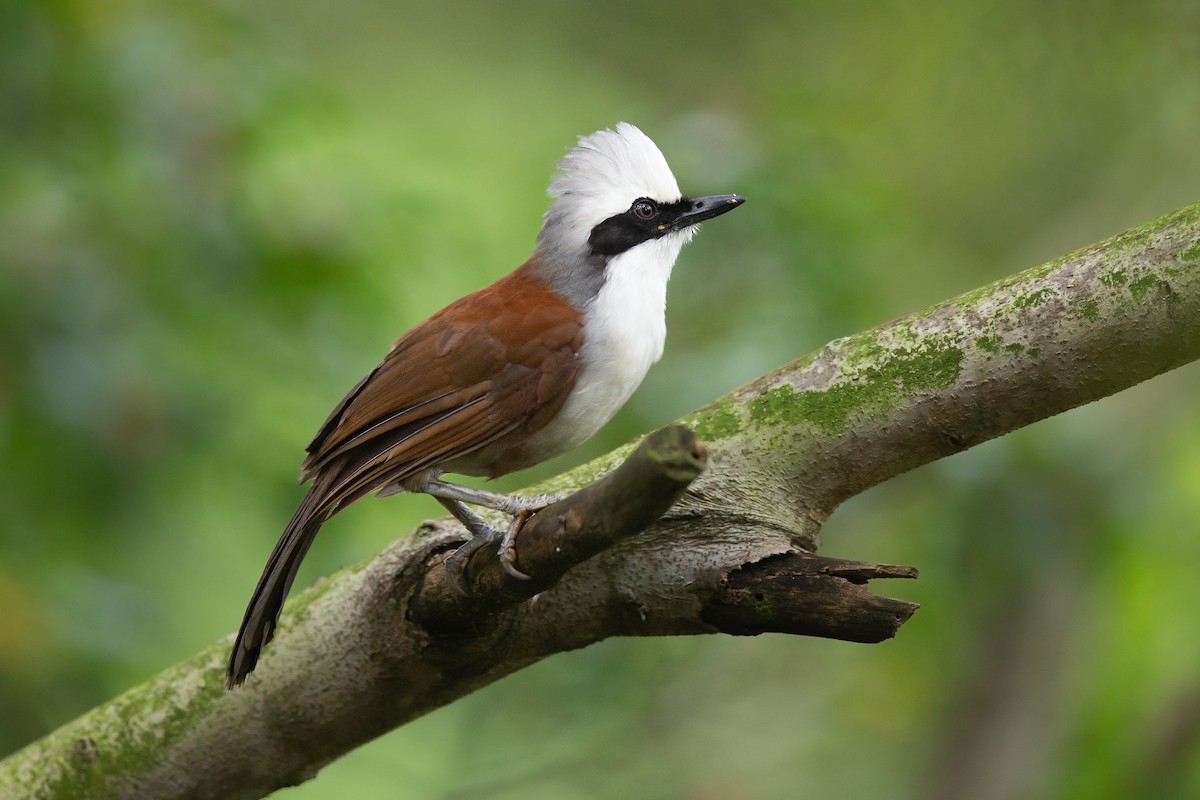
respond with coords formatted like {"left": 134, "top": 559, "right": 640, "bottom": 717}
{"left": 438, "top": 511, "right": 536, "bottom": 594}
{"left": 421, "top": 480, "right": 570, "bottom": 592}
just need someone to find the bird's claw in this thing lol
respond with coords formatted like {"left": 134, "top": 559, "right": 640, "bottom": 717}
{"left": 499, "top": 510, "right": 533, "bottom": 581}
{"left": 443, "top": 504, "right": 543, "bottom": 592}
{"left": 443, "top": 526, "right": 498, "bottom": 596}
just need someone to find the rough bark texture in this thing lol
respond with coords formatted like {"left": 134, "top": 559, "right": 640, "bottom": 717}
{"left": 3, "top": 200, "right": 1198, "bottom": 799}
{"left": 701, "top": 554, "right": 919, "bottom": 642}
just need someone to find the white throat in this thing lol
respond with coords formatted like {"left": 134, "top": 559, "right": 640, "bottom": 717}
{"left": 529, "top": 234, "right": 689, "bottom": 458}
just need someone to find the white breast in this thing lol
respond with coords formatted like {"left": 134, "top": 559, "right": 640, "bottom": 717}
{"left": 527, "top": 234, "right": 688, "bottom": 459}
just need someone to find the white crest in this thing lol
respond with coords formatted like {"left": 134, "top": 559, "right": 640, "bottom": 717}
{"left": 537, "top": 123, "right": 683, "bottom": 261}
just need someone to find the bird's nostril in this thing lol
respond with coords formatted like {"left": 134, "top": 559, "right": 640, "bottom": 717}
{"left": 694, "top": 201, "right": 705, "bottom": 209}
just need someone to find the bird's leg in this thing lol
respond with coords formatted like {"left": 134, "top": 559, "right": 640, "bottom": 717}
{"left": 434, "top": 497, "right": 506, "bottom": 593}
{"left": 434, "top": 497, "right": 532, "bottom": 589}
{"left": 423, "top": 480, "right": 565, "bottom": 591}
{"left": 421, "top": 480, "right": 563, "bottom": 517}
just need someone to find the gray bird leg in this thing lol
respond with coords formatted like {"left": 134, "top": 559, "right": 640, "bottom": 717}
{"left": 423, "top": 481, "right": 565, "bottom": 591}
{"left": 421, "top": 480, "right": 562, "bottom": 516}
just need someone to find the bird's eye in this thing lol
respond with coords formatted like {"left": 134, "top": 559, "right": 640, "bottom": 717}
{"left": 632, "top": 199, "right": 657, "bottom": 220}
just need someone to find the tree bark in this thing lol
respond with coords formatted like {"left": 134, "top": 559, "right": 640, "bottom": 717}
{"left": 3, "top": 200, "right": 1198, "bottom": 799}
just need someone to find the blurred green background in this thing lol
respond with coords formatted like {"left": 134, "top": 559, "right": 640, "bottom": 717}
{"left": 3, "top": 1, "right": 1200, "bottom": 797}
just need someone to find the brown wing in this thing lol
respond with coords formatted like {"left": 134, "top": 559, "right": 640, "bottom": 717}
{"left": 228, "top": 262, "right": 582, "bottom": 686}
{"left": 300, "top": 263, "right": 584, "bottom": 517}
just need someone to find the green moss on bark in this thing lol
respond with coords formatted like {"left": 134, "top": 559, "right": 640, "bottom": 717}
{"left": 750, "top": 335, "right": 964, "bottom": 433}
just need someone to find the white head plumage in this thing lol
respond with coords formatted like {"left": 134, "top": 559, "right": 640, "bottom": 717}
{"left": 537, "top": 123, "right": 684, "bottom": 262}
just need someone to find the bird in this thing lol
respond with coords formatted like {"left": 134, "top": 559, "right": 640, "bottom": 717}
{"left": 227, "top": 122, "right": 744, "bottom": 688}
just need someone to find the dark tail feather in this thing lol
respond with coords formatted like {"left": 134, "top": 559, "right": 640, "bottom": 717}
{"left": 227, "top": 485, "right": 330, "bottom": 688}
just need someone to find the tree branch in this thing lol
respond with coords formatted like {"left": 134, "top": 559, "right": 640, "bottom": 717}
{"left": 702, "top": 553, "right": 918, "bottom": 643}
{"left": 412, "top": 424, "right": 709, "bottom": 630}
{"left": 3, "top": 200, "right": 1198, "bottom": 799}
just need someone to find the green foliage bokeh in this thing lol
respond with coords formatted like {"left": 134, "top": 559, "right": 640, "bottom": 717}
{"left": 3, "top": 1, "right": 1200, "bottom": 797}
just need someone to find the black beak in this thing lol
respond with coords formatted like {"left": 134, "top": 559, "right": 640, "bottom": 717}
{"left": 672, "top": 194, "right": 745, "bottom": 230}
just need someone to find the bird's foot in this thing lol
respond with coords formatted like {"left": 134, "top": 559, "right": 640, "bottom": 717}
{"left": 431, "top": 486, "right": 567, "bottom": 593}
{"left": 492, "top": 493, "right": 566, "bottom": 580}
{"left": 442, "top": 508, "right": 539, "bottom": 593}
{"left": 443, "top": 524, "right": 500, "bottom": 595}
{"left": 498, "top": 510, "right": 534, "bottom": 581}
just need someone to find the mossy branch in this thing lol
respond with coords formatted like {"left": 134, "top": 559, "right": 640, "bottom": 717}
{"left": 3, "top": 200, "right": 1198, "bottom": 799}
{"left": 675, "top": 200, "right": 1200, "bottom": 544}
